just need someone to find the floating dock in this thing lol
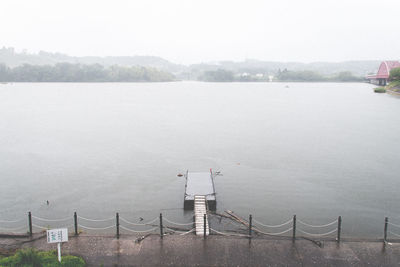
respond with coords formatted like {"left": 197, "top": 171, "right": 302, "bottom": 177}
{"left": 184, "top": 170, "right": 216, "bottom": 210}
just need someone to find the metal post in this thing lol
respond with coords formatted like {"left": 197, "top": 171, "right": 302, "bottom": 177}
{"left": 337, "top": 216, "right": 342, "bottom": 243}
{"left": 292, "top": 215, "right": 296, "bottom": 241}
{"left": 249, "top": 215, "right": 252, "bottom": 238}
{"left": 159, "top": 213, "right": 163, "bottom": 239}
{"left": 116, "top": 212, "right": 120, "bottom": 239}
{"left": 74, "top": 212, "right": 78, "bottom": 236}
{"left": 57, "top": 242, "right": 61, "bottom": 262}
{"left": 204, "top": 214, "right": 207, "bottom": 239}
{"left": 28, "top": 211, "right": 32, "bottom": 237}
{"left": 384, "top": 217, "right": 388, "bottom": 243}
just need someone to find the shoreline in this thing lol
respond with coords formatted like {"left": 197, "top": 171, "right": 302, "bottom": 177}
{"left": 0, "top": 80, "right": 367, "bottom": 84}
{"left": 386, "top": 87, "right": 400, "bottom": 96}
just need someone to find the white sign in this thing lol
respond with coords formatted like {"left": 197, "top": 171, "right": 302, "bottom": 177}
{"left": 47, "top": 228, "right": 68, "bottom": 243}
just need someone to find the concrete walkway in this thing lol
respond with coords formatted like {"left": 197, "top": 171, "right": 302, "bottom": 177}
{"left": 2, "top": 234, "right": 400, "bottom": 266}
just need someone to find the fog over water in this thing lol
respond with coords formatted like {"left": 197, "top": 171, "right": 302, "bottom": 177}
{"left": 0, "top": 82, "right": 399, "bottom": 238}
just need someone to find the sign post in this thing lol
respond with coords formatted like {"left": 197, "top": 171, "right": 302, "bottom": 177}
{"left": 47, "top": 228, "right": 68, "bottom": 262}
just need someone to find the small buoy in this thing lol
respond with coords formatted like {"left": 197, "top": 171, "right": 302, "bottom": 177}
{"left": 177, "top": 173, "right": 183, "bottom": 177}
{"left": 46, "top": 200, "right": 49, "bottom": 205}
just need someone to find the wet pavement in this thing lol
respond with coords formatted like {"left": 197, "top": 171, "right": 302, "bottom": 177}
{"left": 1, "top": 233, "right": 400, "bottom": 266}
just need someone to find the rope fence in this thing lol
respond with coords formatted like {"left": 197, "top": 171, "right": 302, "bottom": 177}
{"left": 255, "top": 227, "right": 293, "bottom": 236}
{"left": 245, "top": 215, "right": 341, "bottom": 240}
{"left": 163, "top": 217, "right": 194, "bottom": 226}
{"left": 385, "top": 217, "right": 400, "bottom": 242}
{"left": 294, "top": 217, "right": 340, "bottom": 239}
{"left": 77, "top": 215, "right": 114, "bottom": 222}
{"left": 0, "top": 212, "right": 198, "bottom": 239}
{"left": 253, "top": 218, "right": 293, "bottom": 228}
{"left": 32, "top": 215, "right": 72, "bottom": 222}
{"left": 388, "top": 222, "right": 400, "bottom": 228}
{"left": 78, "top": 225, "right": 115, "bottom": 231}
{"left": 389, "top": 231, "right": 400, "bottom": 238}
{"left": 0, "top": 218, "right": 25, "bottom": 223}
{"left": 178, "top": 228, "right": 195, "bottom": 236}
{"left": 1, "top": 212, "right": 400, "bottom": 243}
{"left": 297, "top": 218, "right": 338, "bottom": 228}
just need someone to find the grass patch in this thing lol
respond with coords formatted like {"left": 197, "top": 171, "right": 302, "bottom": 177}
{"left": 0, "top": 248, "right": 85, "bottom": 267}
{"left": 387, "top": 80, "right": 400, "bottom": 91}
{"left": 374, "top": 87, "right": 386, "bottom": 93}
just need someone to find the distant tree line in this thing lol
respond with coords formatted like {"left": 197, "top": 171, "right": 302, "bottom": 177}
{"left": 276, "top": 69, "right": 363, "bottom": 82}
{"left": 0, "top": 63, "right": 175, "bottom": 82}
{"left": 198, "top": 69, "right": 235, "bottom": 82}
{"left": 388, "top": 67, "right": 400, "bottom": 91}
{"left": 389, "top": 67, "right": 400, "bottom": 81}
{"left": 198, "top": 68, "right": 363, "bottom": 82}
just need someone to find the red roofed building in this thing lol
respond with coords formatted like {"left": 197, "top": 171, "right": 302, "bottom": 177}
{"left": 366, "top": 61, "right": 400, "bottom": 85}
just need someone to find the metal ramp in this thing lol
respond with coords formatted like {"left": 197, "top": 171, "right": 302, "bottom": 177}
{"left": 194, "top": 195, "right": 209, "bottom": 236}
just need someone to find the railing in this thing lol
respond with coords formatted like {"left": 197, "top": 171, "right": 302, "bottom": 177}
{"left": 1, "top": 212, "right": 399, "bottom": 243}
{"left": 208, "top": 214, "right": 342, "bottom": 241}
{"left": 384, "top": 217, "right": 400, "bottom": 242}
{"left": 0, "top": 212, "right": 194, "bottom": 238}
{"left": 296, "top": 216, "right": 340, "bottom": 241}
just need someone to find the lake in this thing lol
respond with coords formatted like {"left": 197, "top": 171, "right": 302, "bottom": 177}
{"left": 0, "top": 81, "right": 399, "bottom": 238}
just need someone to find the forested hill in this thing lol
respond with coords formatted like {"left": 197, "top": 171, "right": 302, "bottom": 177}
{"left": 0, "top": 63, "right": 175, "bottom": 82}
{"left": 0, "top": 47, "right": 185, "bottom": 73}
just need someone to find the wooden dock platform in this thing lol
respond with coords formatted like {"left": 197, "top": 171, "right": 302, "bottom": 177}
{"left": 184, "top": 171, "right": 216, "bottom": 210}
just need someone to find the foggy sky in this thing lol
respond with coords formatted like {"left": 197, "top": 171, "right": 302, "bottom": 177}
{"left": 1, "top": 0, "right": 399, "bottom": 64}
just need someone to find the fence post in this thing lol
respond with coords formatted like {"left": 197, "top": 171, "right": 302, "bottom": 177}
{"left": 337, "top": 216, "right": 342, "bottom": 243}
{"left": 204, "top": 214, "right": 207, "bottom": 239}
{"left": 74, "top": 212, "right": 78, "bottom": 236}
{"left": 116, "top": 212, "right": 120, "bottom": 239}
{"left": 249, "top": 214, "right": 252, "bottom": 238}
{"left": 28, "top": 211, "right": 32, "bottom": 237}
{"left": 384, "top": 217, "right": 388, "bottom": 243}
{"left": 292, "top": 215, "right": 296, "bottom": 241}
{"left": 160, "top": 213, "right": 163, "bottom": 239}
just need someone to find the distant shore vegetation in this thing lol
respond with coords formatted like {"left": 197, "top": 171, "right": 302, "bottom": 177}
{"left": 387, "top": 67, "right": 400, "bottom": 92}
{"left": 0, "top": 63, "right": 175, "bottom": 82}
{"left": 198, "top": 68, "right": 363, "bottom": 82}
{"left": 0, "top": 47, "right": 380, "bottom": 83}
{"left": 389, "top": 67, "right": 400, "bottom": 82}
{"left": 0, "top": 63, "right": 364, "bottom": 83}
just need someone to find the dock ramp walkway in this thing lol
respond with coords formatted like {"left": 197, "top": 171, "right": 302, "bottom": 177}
{"left": 194, "top": 195, "right": 209, "bottom": 236}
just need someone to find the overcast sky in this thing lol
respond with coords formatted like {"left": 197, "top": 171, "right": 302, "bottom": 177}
{"left": 1, "top": 0, "right": 399, "bottom": 64}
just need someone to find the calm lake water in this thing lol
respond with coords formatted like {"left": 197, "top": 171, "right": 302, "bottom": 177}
{"left": 0, "top": 81, "right": 399, "bottom": 238}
